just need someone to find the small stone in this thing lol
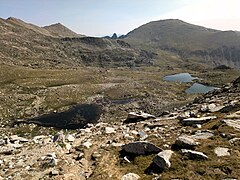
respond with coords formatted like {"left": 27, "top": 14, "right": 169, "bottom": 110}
{"left": 214, "top": 147, "right": 230, "bottom": 157}
{"left": 105, "top": 127, "right": 116, "bottom": 134}
{"left": 124, "top": 134, "right": 135, "bottom": 140}
{"left": 53, "top": 132, "right": 65, "bottom": 143}
{"left": 138, "top": 131, "right": 148, "bottom": 140}
{"left": 229, "top": 138, "right": 240, "bottom": 145}
{"left": 50, "top": 170, "right": 59, "bottom": 176}
{"left": 65, "top": 143, "right": 72, "bottom": 151}
{"left": 66, "top": 134, "right": 75, "bottom": 142}
{"left": 82, "top": 141, "right": 92, "bottom": 149}
{"left": 121, "top": 173, "right": 140, "bottom": 180}
{"left": 153, "top": 150, "right": 174, "bottom": 170}
{"left": 0, "top": 139, "right": 5, "bottom": 146}
{"left": 181, "top": 149, "right": 208, "bottom": 160}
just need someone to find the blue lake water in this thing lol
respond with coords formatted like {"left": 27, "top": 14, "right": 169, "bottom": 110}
{"left": 163, "top": 73, "right": 218, "bottom": 94}
{"left": 163, "top": 73, "right": 198, "bottom": 82}
{"left": 185, "top": 83, "right": 217, "bottom": 94}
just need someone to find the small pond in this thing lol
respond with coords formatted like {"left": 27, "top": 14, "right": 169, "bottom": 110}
{"left": 164, "top": 73, "right": 218, "bottom": 94}
{"left": 163, "top": 73, "right": 198, "bottom": 83}
{"left": 185, "top": 83, "right": 217, "bottom": 94}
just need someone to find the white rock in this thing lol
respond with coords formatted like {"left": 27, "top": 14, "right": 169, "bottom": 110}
{"left": 214, "top": 147, "right": 230, "bottom": 157}
{"left": 121, "top": 173, "right": 140, "bottom": 180}
{"left": 66, "top": 134, "right": 75, "bottom": 142}
{"left": 222, "top": 120, "right": 240, "bottom": 131}
{"left": 82, "top": 141, "right": 92, "bottom": 149}
{"left": 181, "top": 149, "right": 208, "bottom": 160}
{"left": 65, "top": 143, "right": 72, "bottom": 151}
{"left": 181, "top": 116, "right": 217, "bottom": 126}
{"left": 10, "top": 135, "right": 28, "bottom": 143}
{"left": 174, "top": 135, "right": 198, "bottom": 149}
{"left": 105, "top": 127, "right": 116, "bottom": 134}
{"left": 153, "top": 150, "right": 174, "bottom": 170}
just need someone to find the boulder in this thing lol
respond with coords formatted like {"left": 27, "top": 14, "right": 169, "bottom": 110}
{"left": 173, "top": 135, "right": 198, "bottom": 149}
{"left": 181, "top": 149, "right": 208, "bottom": 160}
{"left": 181, "top": 116, "right": 216, "bottom": 126}
{"left": 121, "top": 141, "right": 162, "bottom": 156}
{"left": 121, "top": 173, "right": 140, "bottom": 180}
{"left": 214, "top": 147, "right": 230, "bottom": 157}
{"left": 152, "top": 150, "right": 174, "bottom": 170}
{"left": 124, "top": 112, "right": 155, "bottom": 123}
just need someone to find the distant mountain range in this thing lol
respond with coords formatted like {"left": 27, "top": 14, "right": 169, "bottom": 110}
{"left": 0, "top": 17, "right": 240, "bottom": 68}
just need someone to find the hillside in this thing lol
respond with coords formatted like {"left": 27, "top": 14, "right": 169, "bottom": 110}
{"left": 0, "top": 17, "right": 154, "bottom": 68}
{"left": 43, "top": 23, "right": 83, "bottom": 37}
{"left": 124, "top": 19, "right": 240, "bottom": 68}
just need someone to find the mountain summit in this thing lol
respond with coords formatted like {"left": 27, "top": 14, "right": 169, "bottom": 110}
{"left": 124, "top": 19, "right": 240, "bottom": 67}
{"left": 43, "top": 23, "right": 81, "bottom": 37}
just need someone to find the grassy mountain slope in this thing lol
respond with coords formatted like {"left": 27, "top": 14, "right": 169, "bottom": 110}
{"left": 0, "top": 17, "right": 154, "bottom": 68}
{"left": 124, "top": 19, "right": 240, "bottom": 68}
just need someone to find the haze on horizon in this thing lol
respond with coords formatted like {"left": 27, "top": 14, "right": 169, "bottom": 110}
{"left": 1, "top": 0, "right": 240, "bottom": 37}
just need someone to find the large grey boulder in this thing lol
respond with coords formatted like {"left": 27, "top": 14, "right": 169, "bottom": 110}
{"left": 152, "top": 150, "right": 174, "bottom": 170}
{"left": 121, "top": 141, "right": 162, "bottom": 156}
{"left": 181, "top": 116, "right": 216, "bottom": 126}
{"left": 181, "top": 149, "right": 208, "bottom": 160}
{"left": 174, "top": 135, "right": 198, "bottom": 149}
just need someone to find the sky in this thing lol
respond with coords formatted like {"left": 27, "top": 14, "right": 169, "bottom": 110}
{"left": 0, "top": 0, "right": 240, "bottom": 37}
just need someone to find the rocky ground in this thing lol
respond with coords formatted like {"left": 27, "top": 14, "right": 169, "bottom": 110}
{"left": 0, "top": 77, "right": 239, "bottom": 179}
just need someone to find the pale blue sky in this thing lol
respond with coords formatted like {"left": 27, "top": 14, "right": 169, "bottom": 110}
{"left": 1, "top": 0, "right": 240, "bottom": 36}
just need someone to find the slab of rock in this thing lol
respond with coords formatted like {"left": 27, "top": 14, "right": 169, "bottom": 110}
{"left": 181, "top": 116, "right": 217, "bottom": 126}
{"left": 174, "top": 136, "right": 198, "bottom": 149}
{"left": 214, "top": 147, "right": 230, "bottom": 157}
{"left": 181, "top": 149, "right": 208, "bottom": 160}
{"left": 121, "top": 141, "right": 162, "bottom": 156}
{"left": 222, "top": 120, "right": 240, "bottom": 131}
{"left": 124, "top": 112, "right": 155, "bottom": 123}
{"left": 66, "top": 134, "right": 75, "bottom": 142}
{"left": 9, "top": 135, "right": 28, "bottom": 143}
{"left": 105, "top": 127, "right": 116, "bottom": 134}
{"left": 190, "top": 131, "right": 214, "bottom": 140}
{"left": 153, "top": 150, "right": 174, "bottom": 170}
{"left": 121, "top": 173, "right": 140, "bottom": 180}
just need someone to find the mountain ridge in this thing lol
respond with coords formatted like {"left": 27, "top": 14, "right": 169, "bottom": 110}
{"left": 123, "top": 19, "right": 240, "bottom": 68}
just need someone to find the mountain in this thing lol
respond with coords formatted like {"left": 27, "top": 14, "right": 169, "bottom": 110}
{"left": 43, "top": 23, "right": 83, "bottom": 37}
{"left": 124, "top": 19, "right": 240, "bottom": 68}
{"left": 0, "top": 17, "right": 154, "bottom": 68}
